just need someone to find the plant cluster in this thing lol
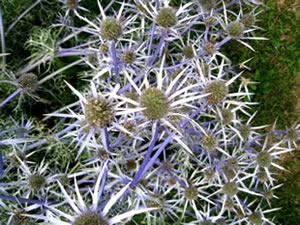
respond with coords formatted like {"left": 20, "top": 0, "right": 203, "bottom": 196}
{"left": 0, "top": 0, "right": 299, "bottom": 224}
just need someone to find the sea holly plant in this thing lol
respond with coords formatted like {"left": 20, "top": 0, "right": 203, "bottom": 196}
{"left": 0, "top": 0, "right": 298, "bottom": 225}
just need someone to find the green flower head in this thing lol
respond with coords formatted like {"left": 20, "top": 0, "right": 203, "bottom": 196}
{"left": 101, "top": 18, "right": 122, "bottom": 40}
{"left": 156, "top": 8, "right": 177, "bottom": 28}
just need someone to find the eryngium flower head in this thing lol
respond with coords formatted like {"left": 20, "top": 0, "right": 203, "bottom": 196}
{"left": 11, "top": 210, "right": 31, "bottom": 225}
{"left": 203, "top": 42, "right": 215, "bottom": 55}
{"left": 201, "top": 220, "right": 213, "bottom": 225}
{"left": 85, "top": 97, "right": 114, "bottom": 128}
{"left": 204, "top": 16, "right": 217, "bottom": 26}
{"left": 101, "top": 18, "right": 122, "bottom": 40}
{"left": 248, "top": 212, "right": 263, "bottom": 225}
{"left": 18, "top": 73, "right": 39, "bottom": 93}
{"left": 257, "top": 170, "right": 268, "bottom": 182}
{"left": 182, "top": 46, "right": 194, "bottom": 58}
{"left": 73, "top": 211, "right": 109, "bottom": 225}
{"left": 97, "top": 149, "right": 109, "bottom": 161}
{"left": 286, "top": 127, "right": 299, "bottom": 142}
{"left": 66, "top": 0, "right": 78, "bottom": 9}
{"left": 227, "top": 21, "right": 245, "bottom": 39}
{"left": 256, "top": 151, "right": 272, "bottom": 168}
{"left": 140, "top": 88, "right": 169, "bottom": 120}
{"left": 126, "top": 159, "right": 137, "bottom": 171}
{"left": 184, "top": 185, "right": 198, "bottom": 200}
{"left": 201, "top": 134, "right": 218, "bottom": 152}
{"left": 156, "top": 8, "right": 177, "bottom": 28}
{"left": 29, "top": 173, "right": 45, "bottom": 190}
{"left": 222, "top": 182, "right": 238, "bottom": 197}
{"left": 122, "top": 50, "right": 136, "bottom": 64}
{"left": 226, "top": 158, "right": 238, "bottom": 170}
{"left": 206, "top": 81, "right": 228, "bottom": 104}
{"left": 195, "top": 0, "right": 217, "bottom": 11}
{"left": 239, "top": 124, "right": 251, "bottom": 139}
{"left": 241, "top": 14, "right": 256, "bottom": 28}
{"left": 218, "top": 109, "right": 233, "bottom": 125}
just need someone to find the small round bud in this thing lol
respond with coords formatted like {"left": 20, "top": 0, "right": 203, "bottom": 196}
{"left": 195, "top": 0, "right": 217, "bottom": 11}
{"left": 156, "top": 8, "right": 177, "bottom": 28}
{"left": 29, "top": 173, "right": 45, "bottom": 190}
{"left": 206, "top": 81, "right": 228, "bottom": 104}
{"left": 99, "top": 43, "right": 109, "bottom": 54}
{"left": 286, "top": 127, "right": 299, "bottom": 142}
{"left": 248, "top": 212, "right": 263, "bottom": 225}
{"left": 204, "top": 169, "right": 215, "bottom": 179}
{"left": 218, "top": 109, "right": 234, "bottom": 125}
{"left": 239, "top": 124, "right": 251, "bottom": 139}
{"left": 140, "top": 88, "right": 169, "bottom": 120}
{"left": 204, "top": 16, "right": 217, "bottom": 26}
{"left": 85, "top": 98, "right": 114, "bottom": 128}
{"left": 257, "top": 170, "right": 268, "bottom": 183}
{"left": 101, "top": 18, "right": 122, "bottom": 41}
{"left": 184, "top": 185, "right": 198, "bottom": 200}
{"left": 168, "top": 177, "right": 177, "bottom": 186}
{"left": 122, "top": 50, "right": 136, "bottom": 64}
{"left": 203, "top": 42, "right": 215, "bottom": 55}
{"left": 201, "top": 134, "right": 218, "bottom": 152}
{"left": 96, "top": 149, "right": 109, "bottom": 161}
{"left": 126, "top": 160, "right": 136, "bottom": 171}
{"left": 256, "top": 151, "right": 272, "bottom": 168}
{"left": 216, "top": 219, "right": 226, "bottom": 225}
{"left": 182, "top": 45, "right": 194, "bottom": 58}
{"left": 18, "top": 73, "right": 39, "bottom": 93}
{"left": 226, "top": 158, "right": 238, "bottom": 170}
{"left": 161, "top": 162, "right": 173, "bottom": 171}
{"left": 227, "top": 21, "right": 245, "bottom": 39}
{"left": 263, "top": 189, "right": 273, "bottom": 200}
{"left": 11, "top": 210, "right": 31, "bottom": 225}
{"left": 201, "top": 220, "right": 213, "bottom": 225}
{"left": 73, "top": 211, "right": 109, "bottom": 225}
{"left": 225, "top": 198, "right": 234, "bottom": 210}
{"left": 60, "top": 174, "right": 69, "bottom": 186}
{"left": 66, "top": 0, "right": 78, "bottom": 9}
{"left": 222, "top": 166, "right": 235, "bottom": 180}
{"left": 222, "top": 182, "right": 238, "bottom": 197}
{"left": 241, "top": 14, "right": 256, "bottom": 28}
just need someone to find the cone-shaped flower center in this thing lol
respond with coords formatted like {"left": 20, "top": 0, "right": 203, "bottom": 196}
{"left": 18, "top": 73, "right": 39, "bottom": 93}
{"left": 227, "top": 21, "right": 245, "bottom": 38}
{"left": 256, "top": 151, "right": 272, "bottom": 168}
{"left": 66, "top": 0, "right": 78, "bottom": 9}
{"left": 206, "top": 81, "right": 228, "bottom": 104}
{"left": 101, "top": 18, "right": 122, "bottom": 41}
{"left": 223, "top": 182, "right": 238, "bottom": 197}
{"left": 29, "top": 173, "right": 45, "bottom": 190}
{"left": 140, "top": 88, "right": 169, "bottom": 120}
{"left": 184, "top": 185, "right": 198, "bottom": 200}
{"left": 85, "top": 98, "right": 114, "bottom": 128}
{"left": 73, "top": 211, "right": 108, "bottom": 225}
{"left": 156, "top": 8, "right": 177, "bottom": 28}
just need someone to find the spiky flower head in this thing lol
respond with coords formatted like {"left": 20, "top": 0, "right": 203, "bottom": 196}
{"left": 201, "top": 134, "right": 218, "bottom": 152}
{"left": 201, "top": 220, "right": 213, "bottom": 225}
{"left": 182, "top": 45, "right": 194, "bottom": 58}
{"left": 217, "top": 109, "right": 234, "bottom": 125}
{"left": 29, "top": 173, "right": 45, "bottom": 190}
{"left": 226, "top": 158, "right": 238, "bottom": 170}
{"left": 195, "top": 0, "right": 217, "bottom": 11}
{"left": 206, "top": 81, "right": 228, "bottom": 104}
{"left": 126, "top": 159, "right": 137, "bottom": 171}
{"left": 286, "top": 127, "right": 299, "bottom": 142}
{"left": 101, "top": 18, "right": 122, "bottom": 41}
{"left": 204, "top": 16, "right": 217, "bottom": 26}
{"left": 184, "top": 185, "right": 198, "bottom": 200}
{"left": 66, "top": 0, "right": 78, "bottom": 9}
{"left": 263, "top": 189, "right": 273, "bottom": 200}
{"left": 256, "top": 151, "right": 272, "bottom": 168}
{"left": 73, "top": 211, "right": 109, "bottom": 225}
{"left": 97, "top": 149, "right": 109, "bottom": 161}
{"left": 227, "top": 21, "right": 245, "bottom": 39}
{"left": 204, "top": 169, "right": 215, "bottom": 179}
{"left": 11, "top": 210, "right": 31, "bottom": 225}
{"left": 60, "top": 174, "right": 69, "bottom": 186}
{"left": 241, "top": 14, "right": 256, "bottom": 28}
{"left": 248, "top": 212, "right": 263, "bottom": 225}
{"left": 99, "top": 43, "right": 109, "bottom": 54}
{"left": 168, "top": 177, "right": 177, "bottom": 186}
{"left": 239, "top": 124, "right": 251, "bottom": 139}
{"left": 156, "top": 8, "right": 177, "bottom": 28}
{"left": 18, "top": 73, "right": 39, "bottom": 93}
{"left": 216, "top": 219, "right": 226, "bottom": 225}
{"left": 225, "top": 198, "right": 234, "bottom": 210}
{"left": 222, "top": 182, "right": 238, "bottom": 197}
{"left": 222, "top": 166, "right": 235, "bottom": 180}
{"left": 122, "top": 50, "right": 136, "bottom": 64}
{"left": 204, "top": 42, "right": 215, "bottom": 55}
{"left": 140, "top": 88, "right": 169, "bottom": 120}
{"left": 257, "top": 170, "right": 268, "bottom": 183}
{"left": 84, "top": 97, "right": 114, "bottom": 129}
